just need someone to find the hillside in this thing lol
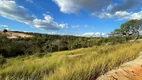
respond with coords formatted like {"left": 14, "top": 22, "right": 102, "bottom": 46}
{"left": 0, "top": 42, "right": 142, "bottom": 80}
{"left": 0, "top": 31, "right": 142, "bottom": 80}
{"left": 0, "top": 31, "right": 108, "bottom": 57}
{"left": 0, "top": 31, "right": 33, "bottom": 39}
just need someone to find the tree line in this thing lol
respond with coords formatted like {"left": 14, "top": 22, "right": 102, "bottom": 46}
{"left": 1, "top": 19, "right": 142, "bottom": 58}
{"left": 0, "top": 32, "right": 110, "bottom": 58}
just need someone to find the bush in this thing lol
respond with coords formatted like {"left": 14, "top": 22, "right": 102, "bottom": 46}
{"left": 0, "top": 55, "right": 6, "bottom": 65}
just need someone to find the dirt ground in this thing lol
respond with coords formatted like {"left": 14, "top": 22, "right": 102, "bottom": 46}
{"left": 97, "top": 52, "right": 142, "bottom": 80}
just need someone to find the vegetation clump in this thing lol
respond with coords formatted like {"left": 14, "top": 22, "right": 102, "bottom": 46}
{"left": 110, "top": 20, "right": 142, "bottom": 40}
{"left": 0, "top": 32, "right": 110, "bottom": 58}
{"left": 0, "top": 55, "right": 6, "bottom": 65}
{"left": 0, "top": 42, "right": 142, "bottom": 80}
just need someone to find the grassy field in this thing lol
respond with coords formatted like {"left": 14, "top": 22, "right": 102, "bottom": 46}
{"left": 0, "top": 42, "right": 142, "bottom": 80}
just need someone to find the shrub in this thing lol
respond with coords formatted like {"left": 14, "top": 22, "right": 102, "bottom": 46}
{"left": 3, "top": 29, "right": 8, "bottom": 33}
{"left": 0, "top": 55, "right": 6, "bottom": 65}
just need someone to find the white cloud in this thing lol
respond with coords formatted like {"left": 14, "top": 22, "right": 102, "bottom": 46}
{"left": 0, "top": 25, "right": 9, "bottom": 28}
{"left": 26, "top": 0, "right": 33, "bottom": 4}
{"left": 0, "top": 25, "right": 10, "bottom": 30}
{"left": 82, "top": 32, "right": 95, "bottom": 37}
{"left": 72, "top": 25, "right": 80, "bottom": 28}
{"left": 84, "top": 25, "right": 88, "bottom": 28}
{"left": 47, "top": 32, "right": 56, "bottom": 35}
{"left": 98, "top": 11, "right": 142, "bottom": 20}
{"left": 46, "top": 11, "right": 50, "bottom": 14}
{"left": 33, "top": 14, "right": 68, "bottom": 30}
{"left": 108, "top": 0, "right": 141, "bottom": 13}
{"left": 53, "top": 0, "right": 141, "bottom": 14}
{"left": 0, "top": 1, "right": 34, "bottom": 25}
{"left": 72, "top": 25, "right": 91, "bottom": 28}
{"left": 78, "top": 32, "right": 108, "bottom": 37}
{"left": 53, "top": 0, "right": 111, "bottom": 14}
{"left": 90, "top": 0, "right": 142, "bottom": 20}
{"left": 0, "top": 0, "right": 68, "bottom": 30}
{"left": 53, "top": 0, "right": 142, "bottom": 20}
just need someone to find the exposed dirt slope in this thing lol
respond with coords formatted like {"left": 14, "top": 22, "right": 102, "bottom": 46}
{"left": 0, "top": 31, "right": 33, "bottom": 39}
{"left": 97, "top": 52, "right": 142, "bottom": 80}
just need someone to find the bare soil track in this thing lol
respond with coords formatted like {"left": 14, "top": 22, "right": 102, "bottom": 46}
{"left": 0, "top": 31, "right": 33, "bottom": 39}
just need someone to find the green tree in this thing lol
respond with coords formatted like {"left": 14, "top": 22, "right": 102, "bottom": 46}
{"left": 3, "top": 29, "right": 8, "bottom": 33}
{"left": 121, "top": 20, "right": 142, "bottom": 39}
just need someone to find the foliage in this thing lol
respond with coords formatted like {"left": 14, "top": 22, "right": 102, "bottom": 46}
{"left": 121, "top": 20, "right": 141, "bottom": 36}
{"left": 111, "top": 20, "right": 142, "bottom": 40}
{"left": 0, "top": 32, "right": 110, "bottom": 58}
{"left": 0, "top": 55, "right": 6, "bottom": 65}
{"left": 3, "top": 29, "right": 8, "bottom": 33}
{"left": 0, "top": 42, "right": 142, "bottom": 80}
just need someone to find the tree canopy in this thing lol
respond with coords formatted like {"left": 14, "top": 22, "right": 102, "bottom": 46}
{"left": 112, "top": 20, "right": 142, "bottom": 40}
{"left": 121, "top": 20, "right": 142, "bottom": 36}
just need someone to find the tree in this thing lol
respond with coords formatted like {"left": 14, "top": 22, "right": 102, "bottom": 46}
{"left": 3, "top": 29, "right": 8, "bottom": 33}
{"left": 113, "top": 29, "right": 122, "bottom": 37}
{"left": 120, "top": 20, "right": 142, "bottom": 40}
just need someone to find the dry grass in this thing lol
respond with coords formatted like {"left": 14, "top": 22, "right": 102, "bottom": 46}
{"left": 0, "top": 42, "right": 142, "bottom": 80}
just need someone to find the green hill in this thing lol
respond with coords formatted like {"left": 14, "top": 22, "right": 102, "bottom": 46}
{"left": 0, "top": 31, "right": 109, "bottom": 57}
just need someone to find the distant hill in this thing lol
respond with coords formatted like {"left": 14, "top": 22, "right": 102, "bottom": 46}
{"left": 0, "top": 30, "right": 103, "bottom": 57}
{"left": 0, "top": 30, "right": 33, "bottom": 39}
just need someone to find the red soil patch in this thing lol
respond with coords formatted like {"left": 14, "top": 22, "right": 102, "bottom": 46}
{"left": 97, "top": 52, "right": 142, "bottom": 80}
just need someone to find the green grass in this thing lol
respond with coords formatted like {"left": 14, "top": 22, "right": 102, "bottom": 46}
{"left": 0, "top": 42, "right": 142, "bottom": 80}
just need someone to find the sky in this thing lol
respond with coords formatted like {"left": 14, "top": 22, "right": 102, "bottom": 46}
{"left": 0, "top": 0, "right": 142, "bottom": 37}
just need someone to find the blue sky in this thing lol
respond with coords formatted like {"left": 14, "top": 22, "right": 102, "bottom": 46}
{"left": 0, "top": 0, "right": 142, "bottom": 37}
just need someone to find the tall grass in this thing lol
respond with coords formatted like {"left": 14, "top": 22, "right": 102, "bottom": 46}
{"left": 0, "top": 42, "right": 142, "bottom": 80}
